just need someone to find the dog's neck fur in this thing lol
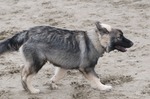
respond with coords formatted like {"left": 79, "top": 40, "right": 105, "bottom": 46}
{"left": 86, "top": 28, "right": 106, "bottom": 56}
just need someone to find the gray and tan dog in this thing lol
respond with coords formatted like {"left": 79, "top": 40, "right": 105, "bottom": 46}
{"left": 0, "top": 21, "right": 133, "bottom": 93}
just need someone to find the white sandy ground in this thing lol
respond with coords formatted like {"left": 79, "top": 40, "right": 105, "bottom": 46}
{"left": 0, "top": 0, "right": 150, "bottom": 99}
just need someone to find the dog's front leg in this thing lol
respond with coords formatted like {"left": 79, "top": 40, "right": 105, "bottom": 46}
{"left": 49, "top": 67, "right": 68, "bottom": 89}
{"left": 80, "top": 68, "right": 112, "bottom": 91}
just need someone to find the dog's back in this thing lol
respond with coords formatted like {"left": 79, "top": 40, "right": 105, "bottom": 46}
{"left": 0, "top": 26, "right": 83, "bottom": 55}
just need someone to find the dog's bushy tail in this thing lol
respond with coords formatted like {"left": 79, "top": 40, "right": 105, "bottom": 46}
{"left": 0, "top": 30, "right": 29, "bottom": 54}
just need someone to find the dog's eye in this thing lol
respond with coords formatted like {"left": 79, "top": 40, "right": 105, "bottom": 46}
{"left": 117, "top": 37, "right": 122, "bottom": 40}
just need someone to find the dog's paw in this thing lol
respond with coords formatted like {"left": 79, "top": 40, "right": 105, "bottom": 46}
{"left": 30, "top": 88, "right": 40, "bottom": 94}
{"left": 49, "top": 82, "right": 58, "bottom": 90}
{"left": 99, "top": 85, "right": 112, "bottom": 92}
{"left": 49, "top": 81, "right": 58, "bottom": 90}
{"left": 44, "top": 81, "right": 58, "bottom": 90}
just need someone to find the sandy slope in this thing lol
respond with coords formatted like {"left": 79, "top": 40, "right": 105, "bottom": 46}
{"left": 0, "top": 0, "right": 150, "bottom": 99}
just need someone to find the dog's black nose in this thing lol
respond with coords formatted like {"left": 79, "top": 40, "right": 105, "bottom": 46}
{"left": 130, "top": 42, "right": 134, "bottom": 47}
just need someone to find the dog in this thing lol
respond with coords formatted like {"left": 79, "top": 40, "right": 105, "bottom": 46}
{"left": 0, "top": 21, "right": 133, "bottom": 93}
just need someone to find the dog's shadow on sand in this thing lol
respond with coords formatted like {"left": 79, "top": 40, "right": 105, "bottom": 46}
{"left": 101, "top": 75, "right": 133, "bottom": 86}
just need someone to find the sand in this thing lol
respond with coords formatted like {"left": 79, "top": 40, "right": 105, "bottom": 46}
{"left": 0, "top": 0, "right": 150, "bottom": 99}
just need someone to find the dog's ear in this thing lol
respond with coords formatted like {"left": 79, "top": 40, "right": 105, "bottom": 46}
{"left": 116, "top": 29, "right": 123, "bottom": 34}
{"left": 95, "top": 21, "right": 109, "bottom": 35}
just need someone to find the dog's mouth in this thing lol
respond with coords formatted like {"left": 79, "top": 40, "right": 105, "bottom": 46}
{"left": 115, "top": 46, "right": 127, "bottom": 52}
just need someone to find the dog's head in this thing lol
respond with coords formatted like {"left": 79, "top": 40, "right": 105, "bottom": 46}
{"left": 95, "top": 21, "right": 133, "bottom": 52}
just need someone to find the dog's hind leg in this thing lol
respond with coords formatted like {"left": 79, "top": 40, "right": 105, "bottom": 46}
{"left": 80, "top": 68, "right": 112, "bottom": 91}
{"left": 21, "top": 65, "right": 28, "bottom": 91}
{"left": 21, "top": 64, "right": 41, "bottom": 94}
{"left": 20, "top": 45, "right": 47, "bottom": 93}
{"left": 49, "top": 67, "right": 68, "bottom": 89}
{"left": 21, "top": 56, "right": 46, "bottom": 94}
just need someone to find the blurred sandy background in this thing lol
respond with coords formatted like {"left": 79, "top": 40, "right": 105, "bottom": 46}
{"left": 0, "top": 0, "right": 150, "bottom": 99}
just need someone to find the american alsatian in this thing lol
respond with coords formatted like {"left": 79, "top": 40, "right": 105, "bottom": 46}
{"left": 0, "top": 21, "right": 133, "bottom": 93}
